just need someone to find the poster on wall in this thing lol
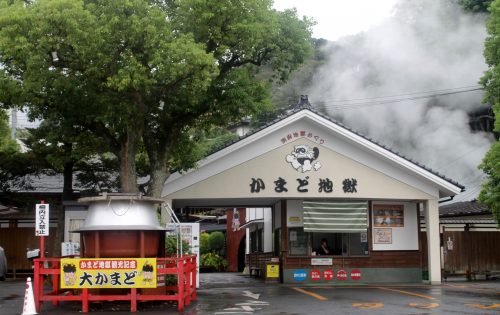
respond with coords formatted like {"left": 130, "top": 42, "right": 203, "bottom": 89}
{"left": 373, "top": 228, "right": 392, "bottom": 244}
{"left": 373, "top": 204, "right": 404, "bottom": 227}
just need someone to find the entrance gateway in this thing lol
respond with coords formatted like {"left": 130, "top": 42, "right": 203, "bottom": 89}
{"left": 162, "top": 98, "right": 463, "bottom": 285}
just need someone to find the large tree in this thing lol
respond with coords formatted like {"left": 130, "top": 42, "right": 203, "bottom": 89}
{"left": 0, "top": 0, "right": 313, "bottom": 197}
{"left": 480, "top": 0, "right": 500, "bottom": 224}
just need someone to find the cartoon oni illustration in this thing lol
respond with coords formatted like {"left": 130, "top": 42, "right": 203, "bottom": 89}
{"left": 141, "top": 261, "right": 154, "bottom": 285}
{"left": 62, "top": 263, "right": 77, "bottom": 286}
{"left": 232, "top": 208, "right": 240, "bottom": 232}
{"left": 286, "top": 144, "right": 322, "bottom": 172}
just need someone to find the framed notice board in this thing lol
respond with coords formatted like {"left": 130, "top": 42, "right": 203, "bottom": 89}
{"left": 373, "top": 204, "right": 404, "bottom": 227}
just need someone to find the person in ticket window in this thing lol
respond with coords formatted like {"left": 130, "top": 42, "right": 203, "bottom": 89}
{"left": 317, "top": 239, "right": 331, "bottom": 255}
{"left": 63, "top": 264, "right": 77, "bottom": 286}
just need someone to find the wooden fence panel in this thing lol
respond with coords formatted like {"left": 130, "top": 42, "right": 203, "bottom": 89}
{"left": 0, "top": 227, "right": 57, "bottom": 271}
{"left": 443, "top": 231, "right": 500, "bottom": 273}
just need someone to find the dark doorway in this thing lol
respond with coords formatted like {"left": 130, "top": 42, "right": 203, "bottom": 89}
{"left": 237, "top": 236, "right": 246, "bottom": 272}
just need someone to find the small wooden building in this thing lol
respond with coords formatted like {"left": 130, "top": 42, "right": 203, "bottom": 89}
{"left": 162, "top": 101, "right": 463, "bottom": 284}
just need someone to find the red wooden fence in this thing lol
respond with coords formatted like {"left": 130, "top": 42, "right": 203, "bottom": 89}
{"left": 33, "top": 255, "right": 197, "bottom": 313}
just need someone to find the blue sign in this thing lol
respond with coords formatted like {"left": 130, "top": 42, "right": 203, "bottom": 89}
{"left": 293, "top": 269, "right": 307, "bottom": 281}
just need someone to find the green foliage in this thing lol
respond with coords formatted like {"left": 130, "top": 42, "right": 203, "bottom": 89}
{"left": 200, "top": 252, "right": 228, "bottom": 271}
{"left": 480, "top": 0, "right": 500, "bottom": 225}
{"left": 0, "top": 0, "right": 313, "bottom": 196}
{"left": 208, "top": 231, "right": 225, "bottom": 255}
{"left": 459, "top": 0, "right": 492, "bottom": 12}
{"left": 0, "top": 109, "right": 18, "bottom": 153}
{"left": 200, "top": 232, "right": 210, "bottom": 255}
{"left": 478, "top": 142, "right": 500, "bottom": 225}
{"left": 165, "top": 235, "right": 191, "bottom": 255}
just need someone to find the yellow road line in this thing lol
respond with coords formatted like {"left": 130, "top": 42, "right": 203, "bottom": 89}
{"left": 376, "top": 287, "right": 435, "bottom": 300}
{"left": 291, "top": 287, "right": 328, "bottom": 301}
{"left": 352, "top": 302, "right": 384, "bottom": 309}
{"left": 465, "top": 303, "right": 500, "bottom": 310}
{"left": 409, "top": 302, "right": 440, "bottom": 309}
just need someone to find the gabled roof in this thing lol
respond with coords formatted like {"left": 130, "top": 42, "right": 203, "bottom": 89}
{"left": 207, "top": 97, "right": 464, "bottom": 192}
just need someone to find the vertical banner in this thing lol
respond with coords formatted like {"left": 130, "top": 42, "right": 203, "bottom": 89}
{"left": 60, "top": 258, "right": 157, "bottom": 289}
{"left": 35, "top": 203, "right": 49, "bottom": 236}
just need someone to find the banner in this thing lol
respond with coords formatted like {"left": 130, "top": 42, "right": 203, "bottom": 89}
{"left": 60, "top": 258, "right": 157, "bottom": 289}
{"left": 35, "top": 203, "right": 49, "bottom": 236}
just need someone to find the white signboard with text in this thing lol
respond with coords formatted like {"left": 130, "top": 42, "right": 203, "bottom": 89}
{"left": 35, "top": 203, "right": 50, "bottom": 236}
{"left": 179, "top": 223, "right": 200, "bottom": 288}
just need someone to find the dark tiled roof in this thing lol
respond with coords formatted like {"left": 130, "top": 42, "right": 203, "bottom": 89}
{"left": 439, "top": 201, "right": 490, "bottom": 217}
{"left": 208, "top": 99, "right": 464, "bottom": 190}
{"left": 439, "top": 218, "right": 496, "bottom": 224}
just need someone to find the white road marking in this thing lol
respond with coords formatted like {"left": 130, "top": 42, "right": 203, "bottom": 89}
{"left": 242, "top": 290, "right": 260, "bottom": 300}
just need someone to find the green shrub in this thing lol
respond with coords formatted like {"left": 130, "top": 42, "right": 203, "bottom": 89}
{"left": 200, "top": 252, "right": 228, "bottom": 272}
{"left": 208, "top": 231, "right": 225, "bottom": 255}
{"left": 165, "top": 235, "right": 191, "bottom": 255}
{"left": 200, "top": 232, "right": 210, "bottom": 254}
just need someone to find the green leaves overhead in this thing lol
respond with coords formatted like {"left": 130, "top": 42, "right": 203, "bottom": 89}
{"left": 0, "top": 0, "right": 313, "bottom": 195}
{"left": 480, "top": 0, "right": 500, "bottom": 225}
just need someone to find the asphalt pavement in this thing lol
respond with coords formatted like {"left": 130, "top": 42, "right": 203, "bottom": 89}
{"left": 1, "top": 273, "right": 499, "bottom": 314}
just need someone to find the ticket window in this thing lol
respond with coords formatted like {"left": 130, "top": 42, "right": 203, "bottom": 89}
{"left": 311, "top": 232, "right": 368, "bottom": 256}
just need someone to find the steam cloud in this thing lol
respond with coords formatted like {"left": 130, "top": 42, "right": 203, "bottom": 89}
{"left": 307, "top": 0, "right": 493, "bottom": 201}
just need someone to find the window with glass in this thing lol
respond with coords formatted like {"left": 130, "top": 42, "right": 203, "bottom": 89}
{"left": 287, "top": 201, "right": 369, "bottom": 256}
{"left": 288, "top": 229, "right": 368, "bottom": 257}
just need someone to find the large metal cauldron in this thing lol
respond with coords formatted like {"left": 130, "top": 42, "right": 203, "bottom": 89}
{"left": 76, "top": 193, "right": 167, "bottom": 258}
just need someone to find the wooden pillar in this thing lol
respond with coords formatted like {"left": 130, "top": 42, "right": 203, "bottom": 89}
{"left": 280, "top": 199, "right": 287, "bottom": 282}
{"left": 425, "top": 199, "right": 441, "bottom": 284}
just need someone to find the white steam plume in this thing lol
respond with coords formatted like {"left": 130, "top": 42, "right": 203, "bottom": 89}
{"left": 308, "top": 0, "right": 493, "bottom": 201}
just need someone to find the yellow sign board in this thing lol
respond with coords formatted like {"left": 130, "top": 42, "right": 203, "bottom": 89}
{"left": 266, "top": 264, "right": 280, "bottom": 278}
{"left": 60, "top": 258, "right": 157, "bottom": 289}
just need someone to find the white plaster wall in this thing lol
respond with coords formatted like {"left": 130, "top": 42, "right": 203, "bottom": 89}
{"left": 264, "top": 208, "right": 273, "bottom": 252}
{"left": 287, "top": 200, "right": 304, "bottom": 227}
{"left": 372, "top": 202, "right": 419, "bottom": 251}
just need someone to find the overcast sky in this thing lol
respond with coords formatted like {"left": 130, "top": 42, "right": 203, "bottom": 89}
{"left": 273, "top": 0, "right": 399, "bottom": 41}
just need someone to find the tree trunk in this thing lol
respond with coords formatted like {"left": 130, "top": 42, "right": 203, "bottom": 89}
{"left": 148, "top": 160, "right": 170, "bottom": 198}
{"left": 119, "top": 130, "right": 140, "bottom": 193}
{"left": 54, "top": 155, "right": 74, "bottom": 256}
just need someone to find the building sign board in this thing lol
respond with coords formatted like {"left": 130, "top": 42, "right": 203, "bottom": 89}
{"left": 60, "top": 258, "right": 156, "bottom": 289}
{"left": 35, "top": 203, "right": 49, "bottom": 236}
{"left": 266, "top": 264, "right": 280, "bottom": 278}
{"left": 293, "top": 269, "right": 307, "bottom": 281}
{"left": 323, "top": 269, "right": 334, "bottom": 281}
{"left": 337, "top": 269, "right": 348, "bottom": 281}
{"left": 310, "top": 269, "right": 321, "bottom": 281}
{"left": 351, "top": 269, "right": 362, "bottom": 280}
{"left": 311, "top": 258, "right": 333, "bottom": 266}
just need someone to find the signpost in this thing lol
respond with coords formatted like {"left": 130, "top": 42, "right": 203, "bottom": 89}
{"left": 35, "top": 201, "right": 49, "bottom": 258}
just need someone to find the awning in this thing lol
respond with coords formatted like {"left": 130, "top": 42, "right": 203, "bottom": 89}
{"left": 303, "top": 201, "right": 368, "bottom": 233}
{"left": 239, "top": 219, "right": 264, "bottom": 229}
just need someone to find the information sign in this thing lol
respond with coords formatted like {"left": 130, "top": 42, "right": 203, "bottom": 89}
{"left": 310, "top": 269, "right": 321, "bottom": 281}
{"left": 323, "top": 269, "right": 334, "bottom": 281}
{"left": 337, "top": 269, "right": 348, "bottom": 281}
{"left": 351, "top": 269, "right": 362, "bottom": 280}
{"left": 35, "top": 203, "right": 49, "bottom": 236}
{"left": 60, "top": 258, "right": 156, "bottom": 289}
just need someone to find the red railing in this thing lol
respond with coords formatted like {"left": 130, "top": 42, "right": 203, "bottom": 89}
{"left": 33, "top": 255, "right": 197, "bottom": 312}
